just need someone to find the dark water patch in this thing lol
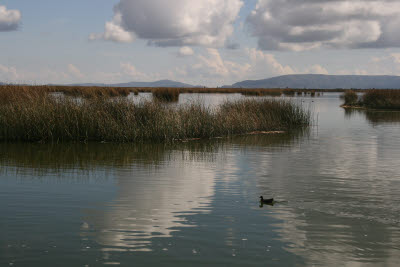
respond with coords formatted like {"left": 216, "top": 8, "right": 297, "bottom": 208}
{"left": 0, "top": 132, "right": 304, "bottom": 176}
{"left": 345, "top": 108, "right": 400, "bottom": 125}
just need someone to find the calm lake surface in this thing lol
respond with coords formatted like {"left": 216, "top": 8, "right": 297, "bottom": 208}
{"left": 1, "top": 94, "right": 400, "bottom": 266}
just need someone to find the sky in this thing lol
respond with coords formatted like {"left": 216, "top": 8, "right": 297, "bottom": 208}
{"left": 1, "top": 0, "right": 400, "bottom": 86}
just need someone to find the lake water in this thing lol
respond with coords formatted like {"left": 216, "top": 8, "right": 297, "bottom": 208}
{"left": 1, "top": 94, "right": 400, "bottom": 266}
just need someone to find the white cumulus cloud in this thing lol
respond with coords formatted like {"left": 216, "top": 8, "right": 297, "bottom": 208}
{"left": 246, "top": 48, "right": 295, "bottom": 76}
{"left": 193, "top": 48, "right": 251, "bottom": 78}
{"left": 89, "top": 12, "right": 134, "bottom": 43}
{"left": 247, "top": 0, "right": 400, "bottom": 51}
{"left": 305, "top": 65, "right": 329, "bottom": 75}
{"left": 0, "top": 64, "right": 18, "bottom": 81}
{"left": 120, "top": 62, "right": 149, "bottom": 80}
{"left": 0, "top": 5, "right": 21, "bottom": 32}
{"left": 177, "top": 46, "right": 194, "bottom": 57}
{"left": 91, "top": 0, "right": 243, "bottom": 47}
{"left": 67, "top": 64, "right": 84, "bottom": 79}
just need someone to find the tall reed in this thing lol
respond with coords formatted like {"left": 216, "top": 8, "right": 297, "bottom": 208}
{"left": 152, "top": 88, "right": 180, "bottom": 102}
{"left": 362, "top": 90, "right": 400, "bottom": 109}
{"left": 0, "top": 93, "right": 310, "bottom": 142}
{"left": 341, "top": 89, "right": 400, "bottom": 109}
{"left": 241, "top": 89, "right": 282, "bottom": 96}
{"left": 341, "top": 90, "right": 358, "bottom": 106}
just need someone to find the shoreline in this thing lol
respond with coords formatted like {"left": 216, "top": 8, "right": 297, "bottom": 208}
{"left": 174, "top": 130, "right": 287, "bottom": 142}
{"left": 341, "top": 104, "right": 400, "bottom": 111}
{"left": 340, "top": 105, "right": 366, "bottom": 109}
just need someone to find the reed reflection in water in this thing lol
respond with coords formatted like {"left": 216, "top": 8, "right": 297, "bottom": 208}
{"left": 0, "top": 132, "right": 303, "bottom": 265}
{"left": 345, "top": 108, "right": 400, "bottom": 125}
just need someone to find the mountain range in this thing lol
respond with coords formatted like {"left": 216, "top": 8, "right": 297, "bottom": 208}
{"left": 3, "top": 75, "right": 400, "bottom": 89}
{"left": 223, "top": 74, "right": 400, "bottom": 89}
{"left": 67, "top": 79, "right": 200, "bottom": 88}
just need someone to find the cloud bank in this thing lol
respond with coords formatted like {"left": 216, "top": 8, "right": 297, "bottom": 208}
{"left": 0, "top": 64, "right": 18, "bottom": 81}
{"left": 0, "top": 5, "right": 21, "bottom": 32}
{"left": 91, "top": 0, "right": 243, "bottom": 47}
{"left": 247, "top": 0, "right": 400, "bottom": 51}
{"left": 182, "top": 48, "right": 329, "bottom": 86}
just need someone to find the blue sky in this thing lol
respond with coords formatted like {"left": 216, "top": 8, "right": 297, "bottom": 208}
{"left": 1, "top": 0, "right": 400, "bottom": 86}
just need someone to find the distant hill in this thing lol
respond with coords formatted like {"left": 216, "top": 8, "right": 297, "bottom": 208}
{"left": 68, "top": 79, "right": 200, "bottom": 88}
{"left": 224, "top": 74, "right": 400, "bottom": 89}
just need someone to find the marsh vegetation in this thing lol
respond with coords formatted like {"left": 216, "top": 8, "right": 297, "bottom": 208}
{"left": 342, "top": 89, "right": 400, "bottom": 110}
{"left": 1, "top": 85, "right": 345, "bottom": 101}
{"left": 0, "top": 85, "right": 311, "bottom": 143}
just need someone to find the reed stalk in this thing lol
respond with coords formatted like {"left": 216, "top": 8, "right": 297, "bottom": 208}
{"left": 0, "top": 88, "right": 311, "bottom": 142}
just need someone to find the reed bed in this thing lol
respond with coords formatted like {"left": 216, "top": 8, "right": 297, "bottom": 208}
{"left": 152, "top": 88, "right": 180, "bottom": 102}
{"left": 0, "top": 84, "right": 353, "bottom": 100}
{"left": 342, "top": 89, "right": 400, "bottom": 109}
{"left": 58, "top": 86, "right": 132, "bottom": 98}
{"left": 0, "top": 90, "right": 310, "bottom": 142}
{"left": 0, "top": 84, "right": 137, "bottom": 100}
{"left": 362, "top": 90, "right": 400, "bottom": 109}
{"left": 0, "top": 85, "right": 48, "bottom": 104}
{"left": 341, "top": 90, "right": 358, "bottom": 106}
{"left": 241, "top": 89, "right": 282, "bottom": 96}
{"left": 282, "top": 89, "right": 296, "bottom": 96}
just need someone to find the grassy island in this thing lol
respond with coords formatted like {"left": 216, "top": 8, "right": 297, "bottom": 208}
{"left": 342, "top": 90, "right": 400, "bottom": 110}
{"left": 0, "top": 85, "right": 311, "bottom": 143}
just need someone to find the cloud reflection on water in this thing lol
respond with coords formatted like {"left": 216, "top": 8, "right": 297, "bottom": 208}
{"left": 3, "top": 94, "right": 400, "bottom": 266}
{"left": 253, "top": 97, "right": 400, "bottom": 266}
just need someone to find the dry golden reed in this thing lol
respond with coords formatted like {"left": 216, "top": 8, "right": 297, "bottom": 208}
{"left": 341, "top": 89, "right": 400, "bottom": 109}
{"left": 0, "top": 85, "right": 311, "bottom": 142}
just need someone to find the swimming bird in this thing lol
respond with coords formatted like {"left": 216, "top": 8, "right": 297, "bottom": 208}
{"left": 260, "top": 196, "right": 274, "bottom": 204}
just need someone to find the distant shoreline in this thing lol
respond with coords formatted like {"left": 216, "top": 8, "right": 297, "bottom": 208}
{"left": 0, "top": 84, "right": 393, "bottom": 99}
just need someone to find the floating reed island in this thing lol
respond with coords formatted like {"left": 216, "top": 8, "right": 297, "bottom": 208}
{"left": 342, "top": 89, "right": 400, "bottom": 110}
{"left": 0, "top": 85, "right": 311, "bottom": 143}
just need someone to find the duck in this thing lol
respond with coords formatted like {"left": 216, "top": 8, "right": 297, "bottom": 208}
{"left": 260, "top": 196, "right": 274, "bottom": 204}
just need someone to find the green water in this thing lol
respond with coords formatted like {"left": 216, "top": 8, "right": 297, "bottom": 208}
{"left": 1, "top": 94, "right": 400, "bottom": 266}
